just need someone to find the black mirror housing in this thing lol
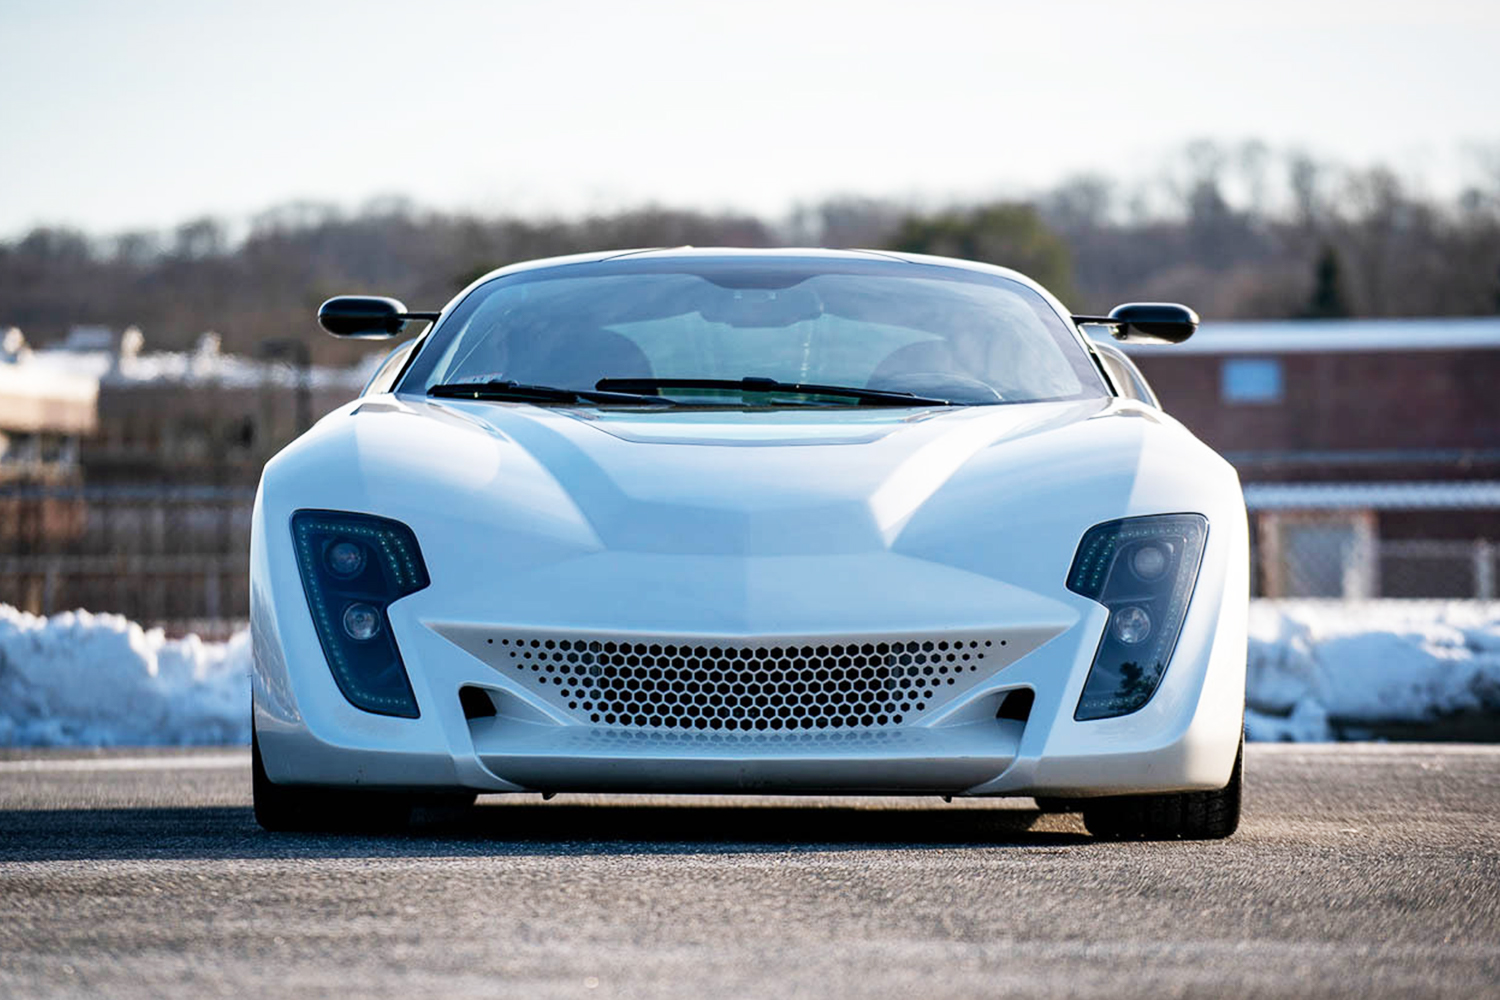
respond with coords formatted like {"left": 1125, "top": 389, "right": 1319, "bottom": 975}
{"left": 1107, "top": 302, "right": 1199, "bottom": 344}
{"left": 318, "top": 296, "right": 440, "bottom": 339}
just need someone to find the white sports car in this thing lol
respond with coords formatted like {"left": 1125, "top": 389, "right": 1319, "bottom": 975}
{"left": 251, "top": 248, "right": 1247, "bottom": 839}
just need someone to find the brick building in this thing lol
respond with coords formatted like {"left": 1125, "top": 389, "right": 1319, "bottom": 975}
{"left": 1106, "top": 318, "right": 1500, "bottom": 598}
{"left": 0, "top": 326, "right": 378, "bottom": 627}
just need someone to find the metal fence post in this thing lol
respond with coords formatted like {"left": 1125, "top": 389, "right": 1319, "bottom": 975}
{"left": 205, "top": 560, "right": 221, "bottom": 620}
{"left": 1477, "top": 540, "right": 1496, "bottom": 601}
{"left": 42, "top": 559, "right": 57, "bottom": 615}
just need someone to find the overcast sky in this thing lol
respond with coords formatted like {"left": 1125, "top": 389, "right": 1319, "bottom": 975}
{"left": 2, "top": 0, "right": 1497, "bottom": 237}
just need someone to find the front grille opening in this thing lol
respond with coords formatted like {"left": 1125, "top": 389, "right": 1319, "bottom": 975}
{"left": 459, "top": 686, "right": 498, "bottom": 720}
{"left": 500, "top": 636, "right": 995, "bottom": 732}
{"left": 996, "top": 688, "right": 1034, "bottom": 722}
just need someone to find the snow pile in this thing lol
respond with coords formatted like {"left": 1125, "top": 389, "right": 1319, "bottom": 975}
{"left": 1, "top": 601, "right": 1497, "bottom": 745}
{"left": 1245, "top": 601, "right": 1500, "bottom": 741}
{"left": 0, "top": 605, "right": 250, "bottom": 746}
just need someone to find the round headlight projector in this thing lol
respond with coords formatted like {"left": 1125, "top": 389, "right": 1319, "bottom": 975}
{"left": 342, "top": 603, "right": 382, "bottom": 641}
{"left": 1110, "top": 605, "right": 1152, "bottom": 645}
{"left": 1129, "top": 542, "right": 1172, "bottom": 581}
{"left": 326, "top": 539, "right": 366, "bottom": 578}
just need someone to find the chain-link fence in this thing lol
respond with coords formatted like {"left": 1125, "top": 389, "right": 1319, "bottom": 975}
{"left": 1253, "top": 532, "right": 1498, "bottom": 599}
{"left": 0, "top": 486, "right": 251, "bottom": 636}
{"left": 2, "top": 484, "right": 1497, "bottom": 632}
{"left": 1249, "top": 490, "right": 1500, "bottom": 599}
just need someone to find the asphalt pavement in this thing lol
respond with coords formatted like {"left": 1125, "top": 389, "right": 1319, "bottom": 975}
{"left": 0, "top": 743, "right": 1496, "bottom": 999}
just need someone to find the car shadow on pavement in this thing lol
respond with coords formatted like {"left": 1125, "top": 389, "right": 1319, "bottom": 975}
{"left": 0, "top": 800, "right": 1093, "bottom": 861}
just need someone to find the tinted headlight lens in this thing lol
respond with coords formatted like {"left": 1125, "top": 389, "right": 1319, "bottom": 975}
{"left": 1130, "top": 542, "right": 1171, "bottom": 581}
{"left": 325, "top": 540, "right": 366, "bottom": 579}
{"left": 1110, "top": 605, "right": 1152, "bottom": 645}
{"left": 291, "top": 510, "right": 430, "bottom": 718}
{"left": 1066, "top": 514, "right": 1208, "bottom": 720}
{"left": 341, "top": 602, "right": 382, "bottom": 641}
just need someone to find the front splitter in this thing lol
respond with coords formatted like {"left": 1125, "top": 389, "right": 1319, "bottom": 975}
{"left": 467, "top": 715, "right": 1022, "bottom": 794}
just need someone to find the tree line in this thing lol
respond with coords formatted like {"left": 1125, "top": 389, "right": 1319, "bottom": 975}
{"left": 3, "top": 140, "right": 1498, "bottom": 363}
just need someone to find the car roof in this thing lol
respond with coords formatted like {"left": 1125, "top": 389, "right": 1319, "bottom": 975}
{"left": 455, "top": 247, "right": 1053, "bottom": 301}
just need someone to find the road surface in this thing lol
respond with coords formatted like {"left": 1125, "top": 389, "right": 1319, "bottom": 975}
{"left": 1, "top": 743, "right": 1496, "bottom": 998}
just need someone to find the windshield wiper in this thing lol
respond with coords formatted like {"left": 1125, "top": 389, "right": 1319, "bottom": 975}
{"left": 593, "top": 376, "right": 951, "bottom": 407}
{"left": 426, "top": 380, "right": 675, "bottom": 406}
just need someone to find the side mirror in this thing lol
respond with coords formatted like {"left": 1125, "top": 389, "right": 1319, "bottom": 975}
{"left": 1072, "top": 302, "right": 1199, "bottom": 345}
{"left": 1106, "top": 302, "right": 1198, "bottom": 344}
{"left": 317, "top": 296, "right": 440, "bottom": 339}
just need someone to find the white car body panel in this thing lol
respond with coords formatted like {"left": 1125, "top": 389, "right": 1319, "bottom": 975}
{"left": 252, "top": 250, "right": 1247, "bottom": 798}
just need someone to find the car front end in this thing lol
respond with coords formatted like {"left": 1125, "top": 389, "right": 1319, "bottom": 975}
{"left": 251, "top": 397, "right": 1246, "bottom": 803}
{"left": 251, "top": 249, "right": 1247, "bottom": 838}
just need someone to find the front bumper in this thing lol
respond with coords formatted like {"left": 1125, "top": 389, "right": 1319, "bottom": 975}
{"left": 252, "top": 534, "right": 1247, "bottom": 799}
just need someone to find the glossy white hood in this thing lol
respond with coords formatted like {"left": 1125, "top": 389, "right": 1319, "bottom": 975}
{"left": 258, "top": 395, "right": 1240, "bottom": 635}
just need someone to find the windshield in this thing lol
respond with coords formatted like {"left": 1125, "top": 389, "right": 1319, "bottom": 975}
{"left": 399, "top": 257, "right": 1107, "bottom": 406}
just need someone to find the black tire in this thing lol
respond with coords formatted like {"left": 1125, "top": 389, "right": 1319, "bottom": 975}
{"left": 252, "top": 728, "right": 413, "bottom": 833}
{"left": 1082, "top": 734, "right": 1243, "bottom": 841}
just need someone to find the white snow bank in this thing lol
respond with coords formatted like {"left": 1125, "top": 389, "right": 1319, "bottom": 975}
{"left": 0, "top": 605, "right": 249, "bottom": 746}
{"left": 1245, "top": 601, "right": 1500, "bottom": 741}
{"left": 1, "top": 601, "right": 1497, "bottom": 745}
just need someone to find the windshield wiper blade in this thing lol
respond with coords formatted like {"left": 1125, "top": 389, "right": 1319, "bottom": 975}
{"left": 594, "top": 376, "right": 951, "bottom": 407}
{"left": 427, "top": 380, "right": 674, "bottom": 405}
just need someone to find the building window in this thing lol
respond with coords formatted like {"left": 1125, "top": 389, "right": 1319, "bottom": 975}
{"left": 1221, "top": 357, "right": 1283, "bottom": 403}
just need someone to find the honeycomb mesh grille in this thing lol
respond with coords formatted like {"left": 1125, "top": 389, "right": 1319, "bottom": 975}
{"left": 495, "top": 636, "right": 1001, "bottom": 731}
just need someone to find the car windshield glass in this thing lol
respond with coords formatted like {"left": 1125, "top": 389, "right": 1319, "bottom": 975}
{"left": 398, "top": 257, "right": 1107, "bottom": 406}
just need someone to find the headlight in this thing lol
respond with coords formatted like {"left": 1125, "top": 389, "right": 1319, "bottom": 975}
{"left": 291, "top": 510, "right": 430, "bottom": 718}
{"left": 1065, "top": 514, "right": 1208, "bottom": 720}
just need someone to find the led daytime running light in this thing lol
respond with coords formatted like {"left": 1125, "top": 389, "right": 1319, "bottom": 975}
{"left": 291, "top": 510, "right": 430, "bottom": 718}
{"left": 1066, "top": 514, "right": 1208, "bottom": 720}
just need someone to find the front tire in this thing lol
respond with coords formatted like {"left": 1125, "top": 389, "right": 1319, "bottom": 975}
{"left": 252, "top": 728, "right": 413, "bottom": 833}
{"left": 1082, "top": 734, "right": 1243, "bottom": 841}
